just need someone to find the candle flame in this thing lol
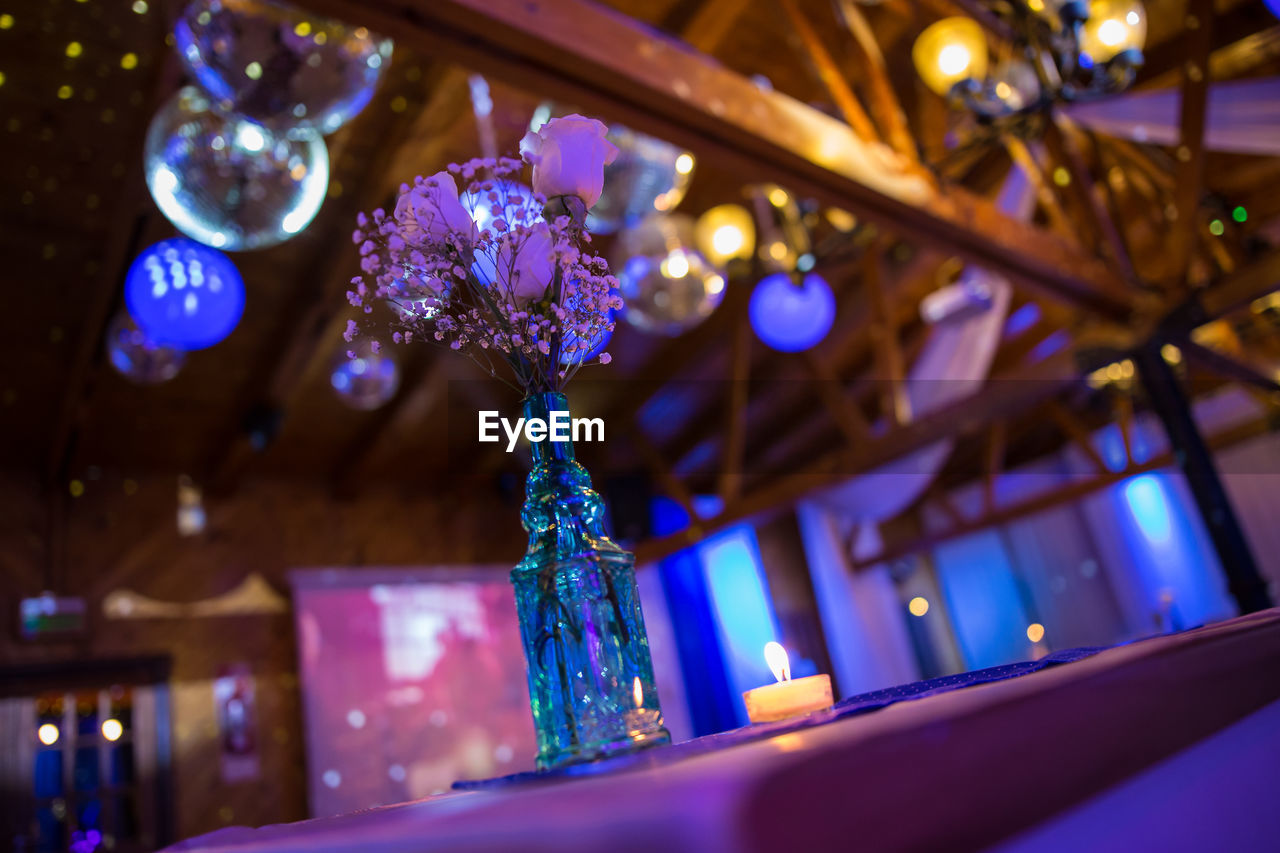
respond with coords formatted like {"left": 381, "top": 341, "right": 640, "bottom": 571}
{"left": 633, "top": 676, "right": 643, "bottom": 708}
{"left": 764, "top": 641, "right": 791, "bottom": 683}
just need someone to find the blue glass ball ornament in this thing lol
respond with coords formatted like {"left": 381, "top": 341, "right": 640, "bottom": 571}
{"left": 330, "top": 341, "right": 399, "bottom": 410}
{"left": 174, "top": 0, "right": 393, "bottom": 135}
{"left": 105, "top": 312, "right": 187, "bottom": 384}
{"left": 586, "top": 123, "right": 694, "bottom": 235}
{"left": 144, "top": 86, "right": 329, "bottom": 250}
{"left": 749, "top": 271, "right": 836, "bottom": 352}
{"left": 615, "top": 214, "right": 724, "bottom": 336}
{"left": 124, "top": 238, "right": 246, "bottom": 351}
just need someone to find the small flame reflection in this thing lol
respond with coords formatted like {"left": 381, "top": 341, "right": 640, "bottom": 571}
{"left": 764, "top": 641, "right": 791, "bottom": 683}
{"left": 633, "top": 676, "right": 643, "bottom": 708}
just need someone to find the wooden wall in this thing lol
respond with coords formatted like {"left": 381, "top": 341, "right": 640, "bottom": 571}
{"left": 0, "top": 470, "right": 526, "bottom": 842}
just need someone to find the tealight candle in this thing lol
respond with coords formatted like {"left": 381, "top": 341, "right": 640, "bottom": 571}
{"left": 742, "top": 642, "right": 834, "bottom": 723}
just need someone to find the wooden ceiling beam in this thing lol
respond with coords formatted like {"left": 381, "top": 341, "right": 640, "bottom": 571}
{"left": 1136, "top": 6, "right": 1277, "bottom": 88}
{"left": 1188, "top": 248, "right": 1280, "bottom": 322}
{"left": 287, "top": 0, "right": 1136, "bottom": 319}
{"left": 834, "top": 0, "right": 920, "bottom": 163}
{"left": 850, "top": 413, "right": 1274, "bottom": 570}
{"left": 1168, "top": 0, "right": 1214, "bottom": 292}
{"left": 634, "top": 344, "right": 1091, "bottom": 562}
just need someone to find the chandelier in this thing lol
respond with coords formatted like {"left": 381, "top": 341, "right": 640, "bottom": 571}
{"left": 912, "top": 0, "right": 1147, "bottom": 123}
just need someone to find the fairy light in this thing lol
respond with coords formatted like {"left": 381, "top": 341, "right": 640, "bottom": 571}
{"left": 674, "top": 153, "right": 694, "bottom": 175}
{"left": 908, "top": 596, "right": 930, "bottom": 617}
{"left": 65, "top": 42, "right": 82, "bottom": 58}
{"left": 132, "top": 0, "right": 148, "bottom": 13}
{"left": 101, "top": 719, "right": 124, "bottom": 742}
{"left": 121, "top": 53, "right": 138, "bottom": 70}
{"left": 1027, "top": 623, "right": 1046, "bottom": 643}
{"left": 38, "top": 724, "right": 60, "bottom": 746}
{"left": 0, "top": 14, "right": 14, "bottom": 29}
{"left": 57, "top": 84, "right": 73, "bottom": 99}
{"left": 1209, "top": 219, "right": 1224, "bottom": 236}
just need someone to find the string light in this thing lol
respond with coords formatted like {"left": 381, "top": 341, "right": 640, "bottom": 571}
{"left": 57, "top": 84, "right": 73, "bottom": 99}
{"left": 1027, "top": 623, "right": 1046, "bottom": 643}
{"left": 69, "top": 479, "right": 85, "bottom": 497}
{"left": 132, "top": 0, "right": 148, "bottom": 13}
{"left": 38, "top": 724, "right": 60, "bottom": 746}
{"left": 101, "top": 719, "right": 124, "bottom": 742}
{"left": 66, "top": 42, "right": 82, "bottom": 58}
{"left": 121, "top": 53, "right": 138, "bottom": 70}
{"left": 1209, "top": 219, "right": 1224, "bottom": 236}
{"left": 908, "top": 596, "right": 930, "bottom": 617}
{"left": 1232, "top": 205, "right": 1248, "bottom": 223}
{"left": 0, "top": 14, "right": 13, "bottom": 29}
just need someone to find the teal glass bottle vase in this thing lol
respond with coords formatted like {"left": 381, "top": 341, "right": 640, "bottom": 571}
{"left": 512, "top": 391, "right": 671, "bottom": 769}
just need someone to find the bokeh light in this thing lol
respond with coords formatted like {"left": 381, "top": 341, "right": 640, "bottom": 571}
{"left": 908, "top": 596, "right": 930, "bottom": 617}
{"left": 749, "top": 272, "right": 836, "bottom": 352}
{"left": 124, "top": 238, "right": 245, "bottom": 351}
{"left": 331, "top": 342, "right": 399, "bottom": 410}
{"left": 101, "top": 718, "right": 124, "bottom": 742}
{"left": 38, "top": 724, "right": 59, "bottom": 746}
{"left": 106, "top": 312, "right": 187, "bottom": 384}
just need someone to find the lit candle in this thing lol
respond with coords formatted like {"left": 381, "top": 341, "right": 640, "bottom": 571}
{"left": 742, "top": 642, "right": 834, "bottom": 723}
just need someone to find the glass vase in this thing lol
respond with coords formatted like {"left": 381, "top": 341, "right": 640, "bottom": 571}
{"left": 511, "top": 391, "right": 671, "bottom": 769}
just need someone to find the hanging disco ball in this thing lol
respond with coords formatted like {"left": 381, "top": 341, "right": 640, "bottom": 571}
{"left": 331, "top": 341, "right": 399, "bottom": 410}
{"left": 749, "top": 271, "right": 836, "bottom": 352}
{"left": 615, "top": 215, "right": 725, "bottom": 336}
{"left": 174, "top": 0, "right": 393, "bottom": 135}
{"left": 105, "top": 312, "right": 187, "bottom": 384}
{"left": 586, "top": 124, "right": 695, "bottom": 235}
{"left": 125, "top": 238, "right": 246, "bottom": 351}
{"left": 145, "top": 86, "right": 329, "bottom": 250}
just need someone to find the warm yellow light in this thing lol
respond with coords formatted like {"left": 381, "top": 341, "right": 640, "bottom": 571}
{"left": 674, "top": 152, "right": 694, "bottom": 175}
{"left": 38, "top": 724, "right": 60, "bottom": 746}
{"left": 57, "top": 84, "right": 73, "bottom": 99}
{"left": 1053, "top": 167, "right": 1071, "bottom": 187}
{"left": 0, "top": 71, "right": 5, "bottom": 88}
{"left": 662, "top": 251, "right": 689, "bottom": 279}
{"left": 707, "top": 274, "right": 725, "bottom": 295}
{"left": 293, "top": 21, "right": 311, "bottom": 37}
{"left": 1027, "top": 623, "right": 1046, "bottom": 643}
{"left": 132, "top": 0, "right": 148, "bottom": 13}
{"left": 825, "top": 207, "right": 856, "bottom": 232}
{"left": 694, "top": 203, "right": 755, "bottom": 266}
{"left": 764, "top": 641, "right": 791, "bottom": 683}
{"left": 1161, "top": 343, "right": 1182, "bottom": 365}
{"left": 1080, "top": 0, "right": 1146, "bottom": 63}
{"left": 0, "top": 14, "right": 13, "bottom": 29}
{"left": 913, "top": 17, "right": 989, "bottom": 96}
{"left": 632, "top": 677, "right": 643, "bottom": 708}
{"left": 1027, "top": 0, "right": 1045, "bottom": 10}
{"left": 121, "top": 52, "right": 138, "bottom": 70}
{"left": 101, "top": 719, "right": 124, "bottom": 742}
{"left": 767, "top": 187, "right": 789, "bottom": 208}
{"left": 908, "top": 596, "right": 930, "bottom": 617}
{"left": 66, "top": 42, "right": 82, "bottom": 58}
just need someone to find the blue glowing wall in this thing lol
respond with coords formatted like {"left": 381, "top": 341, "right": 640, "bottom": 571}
{"left": 934, "top": 530, "right": 1032, "bottom": 669}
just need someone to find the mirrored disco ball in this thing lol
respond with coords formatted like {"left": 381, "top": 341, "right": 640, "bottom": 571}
{"left": 616, "top": 215, "right": 725, "bottom": 336}
{"left": 749, "top": 271, "right": 836, "bottom": 352}
{"left": 145, "top": 86, "right": 329, "bottom": 250}
{"left": 125, "top": 237, "right": 246, "bottom": 351}
{"left": 105, "top": 312, "right": 187, "bottom": 384}
{"left": 174, "top": 0, "right": 393, "bottom": 135}
{"left": 587, "top": 124, "right": 694, "bottom": 235}
{"left": 331, "top": 341, "right": 399, "bottom": 410}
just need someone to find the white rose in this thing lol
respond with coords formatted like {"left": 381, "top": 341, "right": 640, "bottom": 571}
{"left": 520, "top": 115, "right": 619, "bottom": 208}
{"left": 394, "top": 171, "right": 478, "bottom": 245}
{"left": 484, "top": 223, "right": 555, "bottom": 306}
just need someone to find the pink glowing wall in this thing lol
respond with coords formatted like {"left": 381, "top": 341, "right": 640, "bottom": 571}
{"left": 291, "top": 569, "right": 537, "bottom": 817}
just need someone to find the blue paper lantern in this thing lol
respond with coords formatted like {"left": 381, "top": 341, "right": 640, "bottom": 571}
{"left": 749, "top": 271, "right": 836, "bottom": 352}
{"left": 125, "top": 238, "right": 245, "bottom": 351}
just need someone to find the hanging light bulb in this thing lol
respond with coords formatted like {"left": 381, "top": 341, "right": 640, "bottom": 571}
{"left": 749, "top": 272, "right": 836, "bottom": 352}
{"left": 1079, "top": 0, "right": 1147, "bottom": 64}
{"left": 694, "top": 203, "right": 756, "bottom": 268}
{"left": 912, "top": 17, "right": 989, "bottom": 97}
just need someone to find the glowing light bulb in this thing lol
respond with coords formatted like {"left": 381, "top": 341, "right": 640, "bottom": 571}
{"left": 38, "top": 724, "right": 59, "bottom": 746}
{"left": 938, "top": 44, "right": 971, "bottom": 76}
{"left": 1097, "top": 19, "right": 1126, "bottom": 47}
{"left": 633, "top": 676, "right": 643, "bottom": 707}
{"left": 712, "top": 224, "right": 744, "bottom": 257}
{"left": 764, "top": 641, "right": 791, "bottom": 683}
{"left": 102, "top": 719, "right": 124, "bottom": 742}
{"left": 909, "top": 596, "right": 930, "bottom": 617}
{"left": 674, "top": 153, "right": 694, "bottom": 175}
{"left": 663, "top": 251, "right": 690, "bottom": 279}
{"left": 1027, "top": 623, "right": 1046, "bottom": 643}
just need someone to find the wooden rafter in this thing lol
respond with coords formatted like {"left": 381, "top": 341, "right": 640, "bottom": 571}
{"left": 718, "top": 312, "right": 752, "bottom": 502}
{"left": 288, "top": 0, "right": 1136, "bottom": 319}
{"left": 865, "top": 240, "right": 911, "bottom": 426}
{"left": 833, "top": 0, "right": 920, "bottom": 162}
{"left": 1044, "top": 399, "right": 1107, "bottom": 473}
{"left": 664, "top": 0, "right": 754, "bottom": 54}
{"left": 1181, "top": 340, "right": 1280, "bottom": 394}
{"left": 799, "top": 349, "right": 872, "bottom": 449}
{"left": 1168, "top": 0, "right": 1215, "bottom": 289}
{"left": 852, "top": 414, "right": 1274, "bottom": 569}
{"left": 777, "top": 0, "right": 880, "bottom": 145}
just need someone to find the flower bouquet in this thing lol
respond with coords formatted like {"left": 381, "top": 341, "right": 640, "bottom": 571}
{"left": 347, "top": 115, "right": 671, "bottom": 769}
